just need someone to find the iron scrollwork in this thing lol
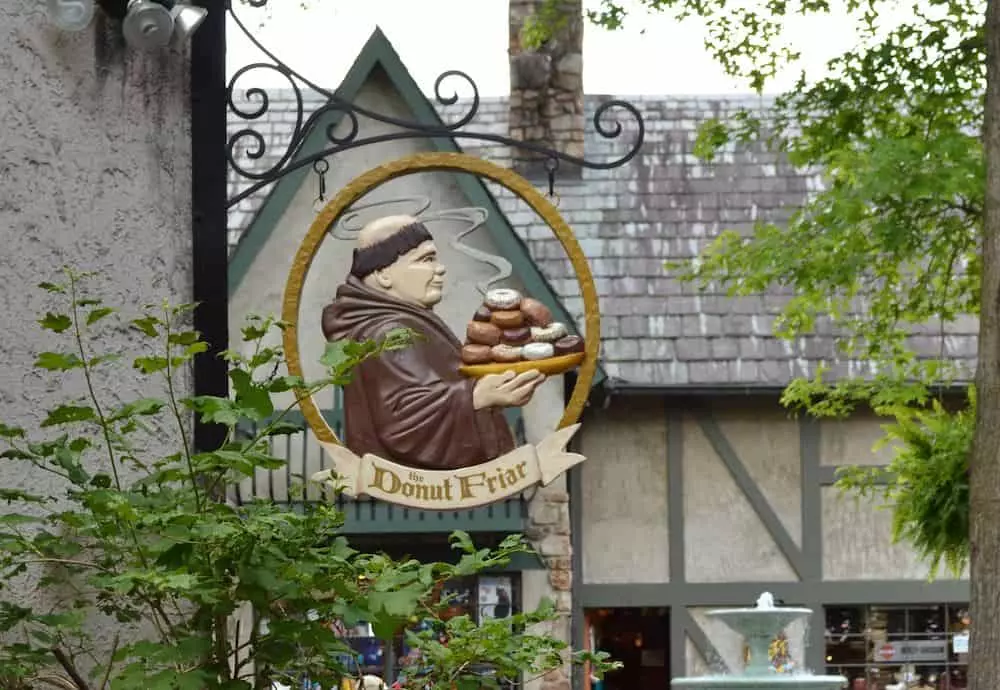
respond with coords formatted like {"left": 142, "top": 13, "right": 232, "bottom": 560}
{"left": 226, "top": 0, "right": 646, "bottom": 209}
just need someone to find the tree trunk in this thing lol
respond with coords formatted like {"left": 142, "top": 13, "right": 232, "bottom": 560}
{"left": 969, "top": 0, "right": 1000, "bottom": 684}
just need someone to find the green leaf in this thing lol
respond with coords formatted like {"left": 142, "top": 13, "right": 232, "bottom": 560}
{"left": 109, "top": 398, "right": 166, "bottom": 422}
{"left": 168, "top": 330, "right": 201, "bottom": 346}
{"left": 37, "top": 281, "right": 65, "bottom": 293}
{"left": 0, "top": 423, "right": 25, "bottom": 439}
{"left": 86, "top": 307, "right": 115, "bottom": 325}
{"left": 38, "top": 312, "right": 72, "bottom": 333}
{"left": 184, "top": 396, "right": 242, "bottom": 427}
{"left": 34, "top": 352, "right": 83, "bottom": 371}
{"left": 230, "top": 369, "right": 274, "bottom": 421}
{"left": 40, "top": 405, "right": 96, "bottom": 427}
{"left": 134, "top": 356, "right": 168, "bottom": 374}
{"left": 131, "top": 316, "right": 160, "bottom": 337}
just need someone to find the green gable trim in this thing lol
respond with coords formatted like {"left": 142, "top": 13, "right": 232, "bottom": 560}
{"left": 228, "top": 27, "right": 606, "bottom": 386}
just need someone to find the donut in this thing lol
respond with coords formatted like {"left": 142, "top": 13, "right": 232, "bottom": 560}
{"left": 462, "top": 344, "right": 494, "bottom": 364}
{"left": 472, "top": 305, "right": 493, "bottom": 323}
{"left": 466, "top": 321, "right": 502, "bottom": 347}
{"left": 491, "top": 310, "right": 524, "bottom": 329}
{"left": 502, "top": 327, "right": 532, "bottom": 345}
{"left": 553, "top": 335, "right": 585, "bottom": 355}
{"left": 522, "top": 342, "right": 555, "bottom": 361}
{"left": 485, "top": 288, "right": 522, "bottom": 311}
{"left": 491, "top": 344, "right": 523, "bottom": 363}
{"left": 520, "top": 298, "right": 553, "bottom": 327}
{"left": 530, "top": 322, "right": 568, "bottom": 343}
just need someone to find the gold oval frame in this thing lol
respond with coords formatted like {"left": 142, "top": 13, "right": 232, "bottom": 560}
{"left": 282, "top": 152, "right": 600, "bottom": 446}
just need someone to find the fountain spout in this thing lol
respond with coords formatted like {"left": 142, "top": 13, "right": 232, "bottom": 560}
{"left": 756, "top": 592, "right": 775, "bottom": 610}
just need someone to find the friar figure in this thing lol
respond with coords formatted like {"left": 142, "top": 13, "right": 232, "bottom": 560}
{"left": 321, "top": 215, "right": 545, "bottom": 471}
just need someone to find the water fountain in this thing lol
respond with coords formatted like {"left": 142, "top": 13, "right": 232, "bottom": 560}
{"left": 670, "top": 593, "right": 846, "bottom": 690}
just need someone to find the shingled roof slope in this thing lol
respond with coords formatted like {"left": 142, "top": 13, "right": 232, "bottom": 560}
{"left": 227, "top": 92, "right": 978, "bottom": 387}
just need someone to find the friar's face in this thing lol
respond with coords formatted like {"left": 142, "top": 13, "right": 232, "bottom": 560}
{"left": 373, "top": 240, "right": 447, "bottom": 308}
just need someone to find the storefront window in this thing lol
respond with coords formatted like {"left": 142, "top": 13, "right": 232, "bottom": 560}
{"left": 824, "top": 604, "right": 969, "bottom": 690}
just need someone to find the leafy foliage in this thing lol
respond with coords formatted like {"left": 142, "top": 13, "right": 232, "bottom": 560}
{"left": 0, "top": 270, "right": 618, "bottom": 689}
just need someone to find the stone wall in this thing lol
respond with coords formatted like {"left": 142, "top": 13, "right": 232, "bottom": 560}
{"left": 508, "top": 0, "right": 585, "bottom": 176}
{"left": 0, "top": 0, "right": 192, "bottom": 655}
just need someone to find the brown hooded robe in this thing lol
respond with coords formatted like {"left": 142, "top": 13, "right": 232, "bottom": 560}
{"left": 321, "top": 276, "right": 515, "bottom": 470}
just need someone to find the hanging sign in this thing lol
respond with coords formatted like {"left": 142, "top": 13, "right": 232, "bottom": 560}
{"left": 283, "top": 153, "right": 599, "bottom": 510}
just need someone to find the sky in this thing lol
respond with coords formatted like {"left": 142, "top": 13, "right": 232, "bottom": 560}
{"left": 225, "top": 0, "right": 915, "bottom": 97}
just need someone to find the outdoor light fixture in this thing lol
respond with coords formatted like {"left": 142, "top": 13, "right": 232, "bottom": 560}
{"left": 94, "top": 0, "right": 207, "bottom": 48}
{"left": 46, "top": 0, "right": 96, "bottom": 31}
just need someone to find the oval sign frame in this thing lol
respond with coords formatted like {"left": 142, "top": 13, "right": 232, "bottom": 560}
{"left": 282, "top": 151, "right": 600, "bottom": 448}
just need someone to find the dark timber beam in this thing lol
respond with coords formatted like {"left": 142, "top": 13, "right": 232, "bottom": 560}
{"left": 680, "top": 608, "right": 728, "bottom": 673}
{"left": 696, "top": 414, "right": 807, "bottom": 579}
{"left": 578, "top": 580, "right": 970, "bottom": 608}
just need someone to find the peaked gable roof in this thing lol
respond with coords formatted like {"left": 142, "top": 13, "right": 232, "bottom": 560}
{"left": 227, "top": 28, "right": 592, "bottom": 379}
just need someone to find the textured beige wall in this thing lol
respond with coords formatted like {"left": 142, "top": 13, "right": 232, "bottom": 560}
{"left": 822, "top": 488, "right": 955, "bottom": 580}
{"left": 820, "top": 413, "right": 898, "bottom": 466}
{"left": 683, "top": 411, "right": 796, "bottom": 582}
{"left": 579, "top": 399, "right": 670, "bottom": 584}
{"left": 1, "top": 0, "right": 192, "bottom": 658}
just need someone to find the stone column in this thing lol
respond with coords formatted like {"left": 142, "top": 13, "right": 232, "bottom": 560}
{"left": 521, "top": 378, "right": 574, "bottom": 690}
{"left": 508, "top": 0, "right": 585, "bottom": 178}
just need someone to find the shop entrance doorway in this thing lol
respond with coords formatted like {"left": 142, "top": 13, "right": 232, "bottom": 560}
{"left": 586, "top": 608, "right": 670, "bottom": 690}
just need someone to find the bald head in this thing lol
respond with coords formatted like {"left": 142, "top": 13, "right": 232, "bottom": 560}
{"left": 348, "top": 215, "right": 446, "bottom": 309}
{"left": 357, "top": 214, "right": 420, "bottom": 248}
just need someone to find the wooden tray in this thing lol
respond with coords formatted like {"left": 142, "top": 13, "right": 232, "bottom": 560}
{"left": 459, "top": 352, "right": 585, "bottom": 378}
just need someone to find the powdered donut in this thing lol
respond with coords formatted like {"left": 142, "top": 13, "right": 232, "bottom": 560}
{"left": 466, "top": 321, "right": 502, "bottom": 347}
{"left": 484, "top": 288, "right": 522, "bottom": 311}
{"left": 530, "top": 322, "right": 568, "bottom": 343}
{"left": 491, "top": 344, "right": 523, "bottom": 363}
{"left": 472, "top": 305, "right": 493, "bottom": 323}
{"left": 461, "top": 344, "right": 494, "bottom": 364}
{"left": 502, "top": 327, "right": 532, "bottom": 345}
{"left": 520, "top": 298, "right": 553, "bottom": 327}
{"left": 522, "top": 342, "right": 555, "bottom": 361}
{"left": 553, "top": 335, "right": 585, "bottom": 355}
{"left": 491, "top": 310, "right": 524, "bottom": 329}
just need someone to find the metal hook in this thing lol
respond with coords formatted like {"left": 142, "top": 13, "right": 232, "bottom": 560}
{"left": 313, "top": 158, "right": 330, "bottom": 205}
{"left": 544, "top": 157, "right": 560, "bottom": 198}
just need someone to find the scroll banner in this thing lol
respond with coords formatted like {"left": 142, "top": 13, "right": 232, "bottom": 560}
{"left": 312, "top": 424, "right": 584, "bottom": 510}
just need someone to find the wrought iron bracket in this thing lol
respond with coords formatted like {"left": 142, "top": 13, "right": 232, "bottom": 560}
{"left": 226, "top": 0, "right": 646, "bottom": 210}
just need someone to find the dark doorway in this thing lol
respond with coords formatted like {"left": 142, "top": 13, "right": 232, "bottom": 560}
{"left": 588, "top": 608, "right": 670, "bottom": 690}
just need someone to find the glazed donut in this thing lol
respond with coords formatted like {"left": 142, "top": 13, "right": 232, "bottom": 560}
{"left": 522, "top": 342, "right": 555, "bottom": 361}
{"left": 530, "top": 322, "right": 568, "bottom": 343}
{"left": 485, "top": 288, "right": 522, "bottom": 311}
{"left": 472, "top": 305, "right": 493, "bottom": 323}
{"left": 520, "top": 298, "right": 553, "bottom": 327}
{"left": 491, "top": 310, "right": 524, "bottom": 329}
{"left": 462, "top": 344, "right": 494, "bottom": 364}
{"left": 502, "top": 327, "right": 532, "bottom": 345}
{"left": 553, "top": 335, "right": 585, "bottom": 355}
{"left": 466, "top": 321, "right": 502, "bottom": 347}
{"left": 491, "top": 344, "right": 523, "bottom": 363}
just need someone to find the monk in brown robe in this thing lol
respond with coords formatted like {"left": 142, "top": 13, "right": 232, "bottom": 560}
{"left": 321, "top": 215, "right": 545, "bottom": 471}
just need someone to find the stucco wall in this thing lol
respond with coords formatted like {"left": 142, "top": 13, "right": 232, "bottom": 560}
{"left": 579, "top": 398, "right": 670, "bottom": 583}
{"left": 1, "top": 0, "right": 192, "bottom": 658}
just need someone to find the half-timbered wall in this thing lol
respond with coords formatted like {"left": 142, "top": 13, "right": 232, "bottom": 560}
{"left": 574, "top": 395, "right": 969, "bottom": 678}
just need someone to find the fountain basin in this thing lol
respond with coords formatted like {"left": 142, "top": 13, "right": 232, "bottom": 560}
{"left": 672, "top": 674, "right": 845, "bottom": 690}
